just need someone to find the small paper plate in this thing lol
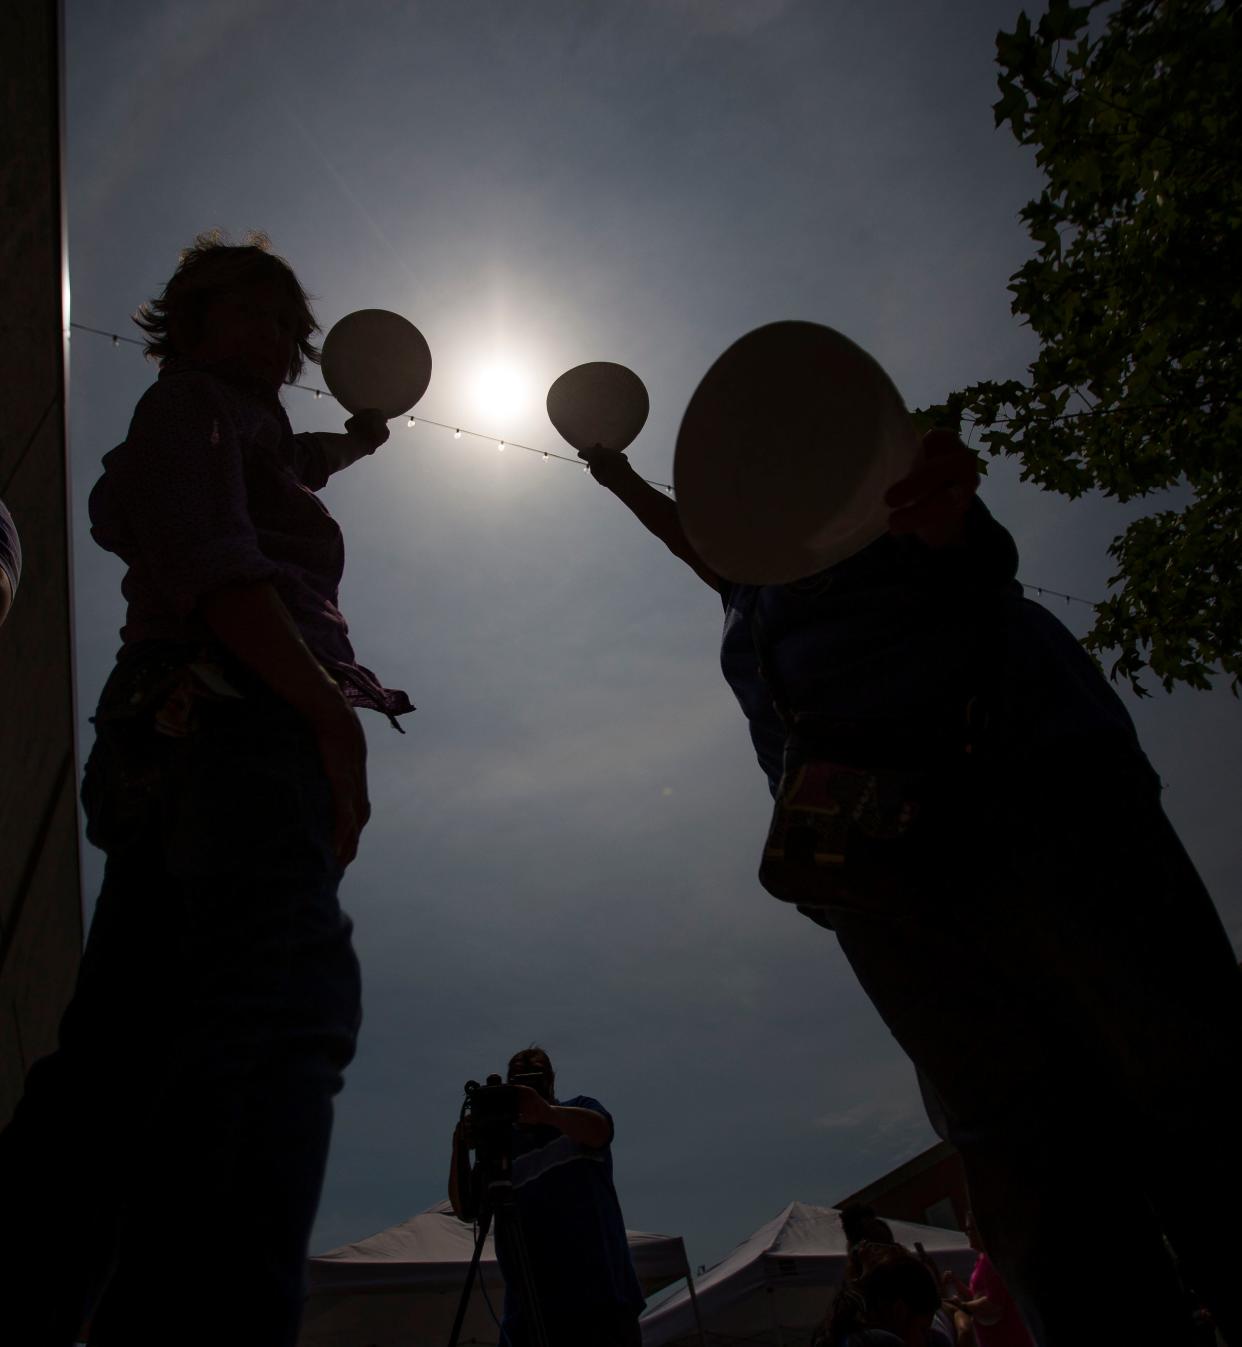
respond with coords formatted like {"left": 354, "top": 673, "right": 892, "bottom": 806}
{"left": 547, "top": 362, "right": 649, "bottom": 452}
{"left": 321, "top": 309, "right": 432, "bottom": 418}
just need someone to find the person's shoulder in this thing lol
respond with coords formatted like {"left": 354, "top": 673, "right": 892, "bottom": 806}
{"left": 719, "top": 579, "right": 757, "bottom": 617}
{"left": 131, "top": 366, "right": 231, "bottom": 423}
{"left": 563, "top": 1094, "right": 608, "bottom": 1114}
{"left": 970, "top": 1252, "right": 1005, "bottom": 1295}
{"left": 564, "top": 1096, "right": 615, "bottom": 1148}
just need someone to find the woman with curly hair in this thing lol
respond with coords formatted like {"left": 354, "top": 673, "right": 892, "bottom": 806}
{"left": 815, "top": 1245, "right": 945, "bottom": 1347}
{"left": 0, "top": 233, "right": 411, "bottom": 1346}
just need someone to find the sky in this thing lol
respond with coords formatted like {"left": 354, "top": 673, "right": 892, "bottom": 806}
{"left": 63, "top": 0, "right": 1241, "bottom": 1282}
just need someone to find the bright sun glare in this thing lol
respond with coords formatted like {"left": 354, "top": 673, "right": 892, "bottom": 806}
{"left": 471, "top": 361, "right": 531, "bottom": 427}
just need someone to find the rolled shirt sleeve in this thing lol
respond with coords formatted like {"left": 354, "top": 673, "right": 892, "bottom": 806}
{"left": 94, "top": 372, "right": 281, "bottom": 618}
{"left": 287, "top": 430, "right": 377, "bottom": 489}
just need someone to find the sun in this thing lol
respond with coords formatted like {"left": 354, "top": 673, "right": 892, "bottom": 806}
{"left": 470, "top": 360, "right": 532, "bottom": 427}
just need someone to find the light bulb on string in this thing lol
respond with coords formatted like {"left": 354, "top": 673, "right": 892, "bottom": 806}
{"left": 498, "top": 440, "right": 505, "bottom": 452}
{"left": 62, "top": 318, "right": 1101, "bottom": 611}
{"left": 407, "top": 416, "right": 416, "bottom": 429}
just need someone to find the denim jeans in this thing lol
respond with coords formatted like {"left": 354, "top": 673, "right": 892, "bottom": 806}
{"left": 811, "top": 740, "right": 1242, "bottom": 1346}
{"left": 0, "top": 648, "right": 362, "bottom": 1346}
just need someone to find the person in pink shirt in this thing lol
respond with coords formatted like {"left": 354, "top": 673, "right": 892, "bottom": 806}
{"left": 945, "top": 1212, "right": 1034, "bottom": 1347}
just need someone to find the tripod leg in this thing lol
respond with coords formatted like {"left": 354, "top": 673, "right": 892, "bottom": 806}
{"left": 494, "top": 1186, "right": 551, "bottom": 1347}
{"left": 447, "top": 1203, "right": 494, "bottom": 1347}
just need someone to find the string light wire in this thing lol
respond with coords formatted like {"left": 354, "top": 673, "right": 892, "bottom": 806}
{"left": 69, "top": 320, "right": 1099, "bottom": 607}
{"left": 68, "top": 321, "right": 669, "bottom": 488}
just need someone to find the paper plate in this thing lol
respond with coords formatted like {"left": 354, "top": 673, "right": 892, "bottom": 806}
{"left": 547, "top": 362, "right": 649, "bottom": 452}
{"left": 674, "top": 321, "right": 920, "bottom": 584}
{"left": 321, "top": 309, "right": 432, "bottom": 418}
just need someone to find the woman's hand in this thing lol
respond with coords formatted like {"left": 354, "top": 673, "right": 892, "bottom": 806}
{"left": 343, "top": 408, "right": 391, "bottom": 454}
{"left": 197, "top": 581, "right": 373, "bottom": 868}
{"left": 578, "top": 446, "right": 635, "bottom": 489}
{"left": 885, "top": 428, "right": 980, "bottom": 548}
{"left": 311, "top": 699, "right": 371, "bottom": 867}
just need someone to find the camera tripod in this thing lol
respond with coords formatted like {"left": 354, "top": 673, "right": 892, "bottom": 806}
{"left": 446, "top": 1150, "right": 550, "bottom": 1347}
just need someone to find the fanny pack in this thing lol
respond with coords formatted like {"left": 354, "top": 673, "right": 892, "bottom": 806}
{"left": 758, "top": 711, "right": 981, "bottom": 910}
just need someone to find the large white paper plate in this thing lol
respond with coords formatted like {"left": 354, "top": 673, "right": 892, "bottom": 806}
{"left": 321, "top": 309, "right": 432, "bottom": 418}
{"left": 546, "top": 362, "right": 649, "bottom": 452}
{"left": 674, "top": 321, "right": 919, "bottom": 584}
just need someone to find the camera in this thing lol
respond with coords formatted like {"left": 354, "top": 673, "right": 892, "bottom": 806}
{"left": 461, "top": 1071, "right": 547, "bottom": 1159}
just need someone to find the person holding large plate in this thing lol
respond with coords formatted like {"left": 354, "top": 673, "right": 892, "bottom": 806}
{"left": 577, "top": 322, "right": 1242, "bottom": 1347}
{"left": 0, "top": 235, "right": 426, "bottom": 1346}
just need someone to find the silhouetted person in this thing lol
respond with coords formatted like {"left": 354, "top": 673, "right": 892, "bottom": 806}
{"left": 841, "top": 1201, "right": 897, "bottom": 1278}
{"left": 0, "top": 496, "right": 20, "bottom": 628}
{"left": 817, "top": 1244, "right": 943, "bottom": 1347}
{"left": 0, "top": 232, "right": 411, "bottom": 1346}
{"left": 579, "top": 436, "right": 1242, "bottom": 1347}
{"left": 448, "top": 1046, "right": 645, "bottom": 1347}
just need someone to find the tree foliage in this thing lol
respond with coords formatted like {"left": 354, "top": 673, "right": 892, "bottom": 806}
{"left": 916, "top": 0, "right": 1241, "bottom": 694}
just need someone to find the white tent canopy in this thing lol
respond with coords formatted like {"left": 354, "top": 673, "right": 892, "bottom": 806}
{"left": 299, "top": 1200, "right": 691, "bottom": 1347}
{"left": 640, "top": 1201, "right": 975, "bottom": 1347}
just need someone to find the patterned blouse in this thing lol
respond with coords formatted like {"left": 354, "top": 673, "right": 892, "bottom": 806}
{"left": 88, "top": 358, "right": 412, "bottom": 727}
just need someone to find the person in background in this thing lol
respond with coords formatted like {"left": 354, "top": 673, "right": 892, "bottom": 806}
{"left": 448, "top": 1046, "right": 646, "bottom": 1347}
{"left": 817, "top": 1244, "right": 944, "bottom": 1347}
{"left": 911, "top": 1242, "right": 963, "bottom": 1347}
{"left": 578, "top": 433, "right": 1242, "bottom": 1347}
{"left": 840, "top": 1202, "right": 897, "bottom": 1278}
{"left": 0, "top": 495, "right": 21, "bottom": 628}
{"left": 943, "top": 1212, "right": 1034, "bottom": 1347}
{"left": 0, "top": 232, "right": 411, "bottom": 1347}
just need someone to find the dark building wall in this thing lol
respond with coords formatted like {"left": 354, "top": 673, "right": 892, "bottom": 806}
{"left": 835, "top": 1141, "right": 970, "bottom": 1233}
{"left": 0, "top": 0, "right": 82, "bottom": 1127}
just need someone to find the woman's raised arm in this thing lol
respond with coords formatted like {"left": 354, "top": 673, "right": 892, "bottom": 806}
{"left": 578, "top": 448, "right": 720, "bottom": 592}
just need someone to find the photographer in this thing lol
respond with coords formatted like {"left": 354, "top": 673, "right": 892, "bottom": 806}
{"left": 448, "top": 1046, "right": 645, "bottom": 1347}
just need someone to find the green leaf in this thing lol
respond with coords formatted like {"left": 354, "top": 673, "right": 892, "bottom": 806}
{"left": 1037, "top": 0, "right": 1090, "bottom": 43}
{"left": 965, "top": 0, "right": 1242, "bottom": 693}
